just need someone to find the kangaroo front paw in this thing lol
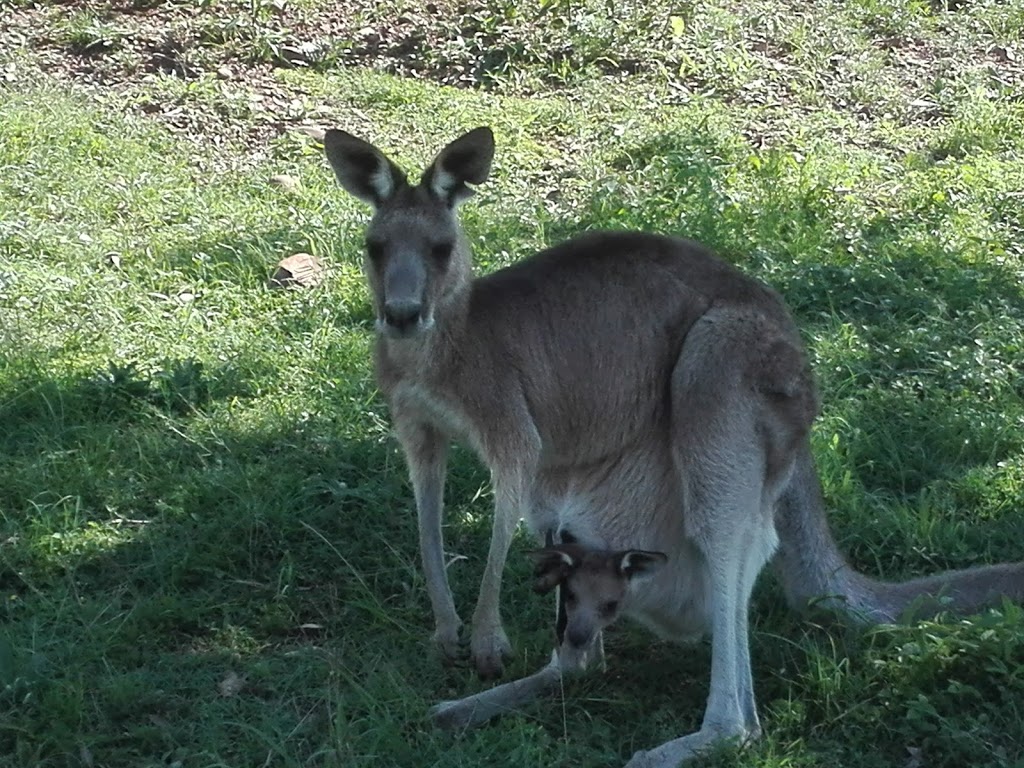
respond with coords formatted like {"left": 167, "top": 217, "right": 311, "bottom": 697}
{"left": 470, "top": 626, "right": 512, "bottom": 680}
{"left": 433, "top": 621, "right": 467, "bottom": 664}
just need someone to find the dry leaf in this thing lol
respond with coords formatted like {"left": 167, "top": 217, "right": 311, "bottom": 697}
{"left": 294, "top": 125, "right": 326, "bottom": 143}
{"left": 269, "top": 174, "right": 302, "bottom": 194}
{"left": 267, "top": 252, "right": 325, "bottom": 290}
{"left": 218, "top": 671, "right": 246, "bottom": 697}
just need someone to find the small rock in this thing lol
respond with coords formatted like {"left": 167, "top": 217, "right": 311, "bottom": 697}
{"left": 267, "top": 253, "right": 325, "bottom": 290}
{"left": 216, "top": 65, "right": 233, "bottom": 79}
{"left": 269, "top": 174, "right": 301, "bottom": 194}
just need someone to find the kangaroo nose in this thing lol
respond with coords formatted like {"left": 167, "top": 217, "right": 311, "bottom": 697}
{"left": 566, "top": 627, "right": 591, "bottom": 649}
{"left": 383, "top": 300, "right": 422, "bottom": 333}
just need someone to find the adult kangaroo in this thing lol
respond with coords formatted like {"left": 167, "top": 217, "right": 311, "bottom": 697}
{"left": 323, "top": 126, "right": 1024, "bottom": 766}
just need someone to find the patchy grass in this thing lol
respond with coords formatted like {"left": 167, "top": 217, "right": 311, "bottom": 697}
{"left": 1, "top": 1, "right": 1023, "bottom": 767}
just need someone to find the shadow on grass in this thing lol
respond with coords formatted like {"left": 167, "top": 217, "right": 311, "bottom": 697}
{"left": 0, "top": 354, "right": 426, "bottom": 601}
{"left": 0, "top": 359, "right": 494, "bottom": 765}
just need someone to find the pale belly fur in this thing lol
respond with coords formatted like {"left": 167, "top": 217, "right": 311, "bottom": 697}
{"left": 527, "top": 438, "right": 713, "bottom": 644}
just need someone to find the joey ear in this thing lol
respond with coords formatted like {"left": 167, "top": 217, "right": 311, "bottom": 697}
{"left": 323, "top": 129, "right": 408, "bottom": 208}
{"left": 421, "top": 126, "right": 495, "bottom": 207}
{"left": 617, "top": 550, "right": 668, "bottom": 582}
{"left": 528, "top": 548, "right": 576, "bottom": 595}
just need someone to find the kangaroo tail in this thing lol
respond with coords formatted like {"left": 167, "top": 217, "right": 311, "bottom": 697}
{"left": 852, "top": 562, "right": 1024, "bottom": 622}
{"left": 772, "top": 442, "right": 1024, "bottom": 624}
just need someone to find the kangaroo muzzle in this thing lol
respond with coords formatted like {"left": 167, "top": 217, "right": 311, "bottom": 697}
{"left": 381, "top": 253, "right": 429, "bottom": 337}
{"left": 565, "top": 621, "right": 595, "bottom": 650}
{"left": 383, "top": 299, "right": 423, "bottom": 334}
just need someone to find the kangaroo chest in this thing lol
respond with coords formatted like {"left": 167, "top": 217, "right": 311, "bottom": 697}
{"left": 387, "top": 379, "right": 485, "bottom": 453}
{"left": 376, "top": 340, "right": 478, "bottom": 443}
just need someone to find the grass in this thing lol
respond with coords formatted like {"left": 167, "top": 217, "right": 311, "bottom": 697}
{"left": 1, "top": 1, "right": 1023, "bottom": 766}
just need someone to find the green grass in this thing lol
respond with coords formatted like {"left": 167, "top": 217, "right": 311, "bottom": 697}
{"left": 1, "top": 1, "right": 1024, "bottom": 766}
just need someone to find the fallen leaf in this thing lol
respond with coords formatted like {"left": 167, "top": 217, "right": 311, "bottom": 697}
{"left": 269, "top": 173, "right": 302, "bottom": 194}
{"left": 294, "top": 125, "right": 326, "bottom": 142}
{"left": 267, "top": 252, "right": 325, "bottom": 290}
{"left": 218, "top": 671, "right": 246, "bottom": 697}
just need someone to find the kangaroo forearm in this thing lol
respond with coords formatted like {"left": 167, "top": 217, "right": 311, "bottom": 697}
{"left": 404, "top": 428, "right": 459, "bottom": 632}
{"left": 432, "top": 661, "right": 563, "bottom": 730}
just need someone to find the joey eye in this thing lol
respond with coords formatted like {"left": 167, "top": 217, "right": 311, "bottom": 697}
{"left": 430, "top": 241, "right": 453, "bottom": 265}
{"left": 599, "top": 600, "right": 619, "bottom": 617}
{"left": 365, "top": 239, "right": 384, "bottom": 261}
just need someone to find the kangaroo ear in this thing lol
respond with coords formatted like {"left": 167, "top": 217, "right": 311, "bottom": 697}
{"left": 528, "top": 547, "right": 576, "bottom": 595}
{"left": 421, "top": 126, "right": 495, "bottom": 207}
{"left": 323, "top": 129, "right": 408, "bottom": 208}
{"left": 617, "top": 550, "right": 668, "bottom": 582}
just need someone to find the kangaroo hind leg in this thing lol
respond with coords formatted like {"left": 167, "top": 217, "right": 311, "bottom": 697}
{"left": 626, "top": 308, "right": 805, "bottom": 767}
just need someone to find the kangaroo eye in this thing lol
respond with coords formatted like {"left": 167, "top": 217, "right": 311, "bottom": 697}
{"left": 563, "top": 588, "right": 577, "bottom": 606}
{"left": 430, "top": 241, "right": 453, "bottom": 264}
{"left": 600, "top": 600, "right": 619, "bottom": 617}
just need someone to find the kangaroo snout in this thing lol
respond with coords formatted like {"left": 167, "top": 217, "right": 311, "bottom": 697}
{"left": 383, "top": 299, "right": 423, "bottom": 334}
{"left": 566, "top": 626, "right": 592, "bottom": 649}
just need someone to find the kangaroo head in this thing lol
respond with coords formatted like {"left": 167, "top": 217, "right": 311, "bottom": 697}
{"left": 323, "top": 127, "right": 495, "bottom": 340}
{"left": 529, "top": 544, "right": 668, "bottom": 651}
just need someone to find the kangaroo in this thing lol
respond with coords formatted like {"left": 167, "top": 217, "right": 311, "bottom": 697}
{"left": 322, "top": 126, "right": 1024, "bottom": 766}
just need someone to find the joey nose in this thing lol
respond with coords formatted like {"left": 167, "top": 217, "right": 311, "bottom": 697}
{"left": 566, "top": 627, "right": 591, "bottom": 649}
{"left": 383, "top": 300, "right": 422, "bottom": 333}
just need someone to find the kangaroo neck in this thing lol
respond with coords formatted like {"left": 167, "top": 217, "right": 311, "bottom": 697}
{"left": 376, "top": 281, "right": 473, "bottom": 385}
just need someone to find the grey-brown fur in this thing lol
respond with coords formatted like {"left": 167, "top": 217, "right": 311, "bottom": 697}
{"left": 323, "top": 127, "right": 1024, "bottom": 767}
